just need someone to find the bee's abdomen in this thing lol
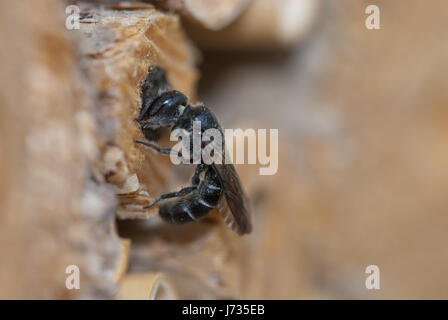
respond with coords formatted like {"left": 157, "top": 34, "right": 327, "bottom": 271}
{"left": 158, "top": 169, "right": 222, "bottom": 225}
{"left": 158, "top": 193, "right": 216, "bottom": 225}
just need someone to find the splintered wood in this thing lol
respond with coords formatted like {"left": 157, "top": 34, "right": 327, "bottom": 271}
{"left": 76, "top": 3, "right": 243, "bottom": 300}
{"left": 82, "top": 0, "right": 251, "bottom": 30}
{"left": 78, "top": 3, "right": 199, "bottom": 219}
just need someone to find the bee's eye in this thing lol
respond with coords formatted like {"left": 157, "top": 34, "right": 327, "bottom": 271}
{"left": 178, "top": 105, "right": 186, "bottom": 114}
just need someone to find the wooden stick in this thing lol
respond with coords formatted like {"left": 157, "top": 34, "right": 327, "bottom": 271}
{"left": 78, "top": 2, "right": 199, "bottom": 219}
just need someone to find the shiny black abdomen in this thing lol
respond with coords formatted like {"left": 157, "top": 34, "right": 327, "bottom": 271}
{"left": 158, "top": 167, "right": 222, "bottom": 224}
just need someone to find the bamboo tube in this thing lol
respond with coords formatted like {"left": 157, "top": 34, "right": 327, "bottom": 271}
{"left": 116, "top": 273, "right": 178, "bottom": 300}
{"left": 112, "top": 238, "right": 132, "bottom": 284}
{"left": 185, "top": 0, "right": 321, "bottom": 51}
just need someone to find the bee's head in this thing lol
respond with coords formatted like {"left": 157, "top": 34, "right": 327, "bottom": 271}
{"left": 137, "top": 90, "right": 188, "bottom": 127}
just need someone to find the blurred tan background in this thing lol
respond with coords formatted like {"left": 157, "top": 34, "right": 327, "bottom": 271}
{"left": 195, "top": 0, "right": 448, "bottom": 299}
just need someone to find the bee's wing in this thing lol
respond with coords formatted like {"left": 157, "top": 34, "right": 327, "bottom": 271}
{"left": 212, "top": 163, "right": 252, "bottom": 235}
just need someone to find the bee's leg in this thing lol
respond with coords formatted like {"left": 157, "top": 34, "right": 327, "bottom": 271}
{"left": 191, "top": 164, "right": 206, "bottom": 186}
{"left": 144, "top": 186, "right": 196, "bottom": 209}
{"left": 135, "top": 140, "right": 182, "bottom": 157}
{"left": 137, "top": 118, "right": 178, "bottom": 128}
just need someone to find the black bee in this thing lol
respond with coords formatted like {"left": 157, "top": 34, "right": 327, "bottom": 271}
{"left": 136, "top": 66, "right": 252, "bottom": 235}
